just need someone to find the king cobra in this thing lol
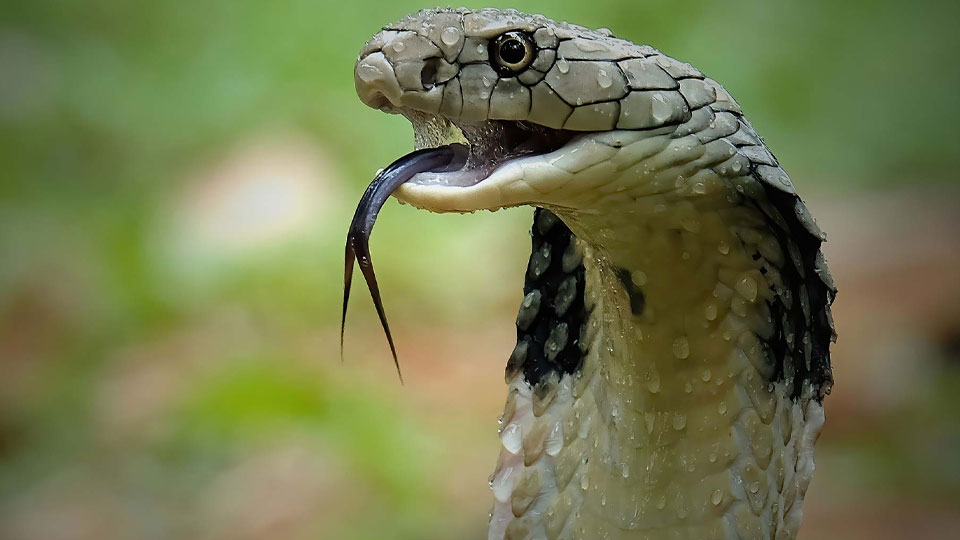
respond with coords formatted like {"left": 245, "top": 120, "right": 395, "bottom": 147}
{"left": 342, "top": 8, "right": 836, "bottom": 540}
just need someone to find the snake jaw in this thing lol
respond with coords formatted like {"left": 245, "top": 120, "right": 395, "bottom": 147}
{"left": 373, "top": 109, "right": 576, "bottom": 213}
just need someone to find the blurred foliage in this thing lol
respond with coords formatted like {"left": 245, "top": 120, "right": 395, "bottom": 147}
{"left": 1, "top": 0, "right": 959, "bottom": 538}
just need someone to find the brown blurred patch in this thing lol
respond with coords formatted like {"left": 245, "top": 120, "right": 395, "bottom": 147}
{"left": 813, "top": 186, "right": 960, "bottom": 424}
{"left": 0, "top": 471, "right": 132, "bottom": 540}
{"left": 92, "top": 306, "right": 267, "bottom": 447}
{"left": 802, "top": 498, "right": 960, "bottom": 540}
{"left": 197, "top": 438, "right": 358, "bottom": 540}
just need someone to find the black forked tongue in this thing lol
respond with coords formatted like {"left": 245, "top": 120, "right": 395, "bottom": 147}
{"left": 342, "top": 144, "right": 467, "bottom": 381}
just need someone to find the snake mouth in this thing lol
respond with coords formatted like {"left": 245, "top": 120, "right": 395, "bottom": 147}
{"left": 399, "top": 112, "right": 577, "bottom": 189}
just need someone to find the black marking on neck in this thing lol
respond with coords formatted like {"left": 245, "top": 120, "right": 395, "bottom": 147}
{"left": 751, "top": 182, "right": 836, "bottom": 402}
{"left": 505, "top": 209, "right": 588, "bottom": 387}
{"left": 614, "top": 267, "right": 646, "bottom": 316}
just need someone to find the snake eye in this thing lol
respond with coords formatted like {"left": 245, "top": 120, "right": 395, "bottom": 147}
{"left": 491, "top": 31, "right": 534, "bottom": 75}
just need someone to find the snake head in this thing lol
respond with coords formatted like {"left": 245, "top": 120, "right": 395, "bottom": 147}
{"left": 354, "top": 7, "right": 723, "bottom": 215}
{"left": 347, "top": 8, "right": 836, "bottom": 403}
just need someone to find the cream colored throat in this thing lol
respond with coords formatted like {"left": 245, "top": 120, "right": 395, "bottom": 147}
{"left": 489, "top": 198, "right": 825, "bottom": 540}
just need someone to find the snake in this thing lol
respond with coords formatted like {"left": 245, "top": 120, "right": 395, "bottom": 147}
{"left": 342, "top": 8, "right": 836, "bottom": 540}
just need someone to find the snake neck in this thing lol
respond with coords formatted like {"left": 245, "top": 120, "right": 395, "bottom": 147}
{"left": 488, "top": 201, "right": 826, "bottom": 540}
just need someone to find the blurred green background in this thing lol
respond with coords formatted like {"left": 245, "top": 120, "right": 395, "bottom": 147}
{"left": 1, "top": 1, "right": 959, "bottom": 538}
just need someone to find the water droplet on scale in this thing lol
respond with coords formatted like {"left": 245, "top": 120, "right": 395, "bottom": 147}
{"left": 711, "top": 489, "right": 723, "bottom": 505}
{"left": 650, "top": 92, "right": 672, "bottom": 123}
{"left": 392, "top": 40, "right": 405, "bottom": 53}
{"left": 440, "top": 27, "right": 460, "bottom": 46}
{"left": 597, "top": 69, "right": 613, "bottom": 88}
{"left": 672, "top": 337, "right": 690, "bottom": 359}
{"left": 647, "top": 374, "right": 661, "bottom": 394}
{"left": 556, "top": 58, "right": 570, "bottom": 74}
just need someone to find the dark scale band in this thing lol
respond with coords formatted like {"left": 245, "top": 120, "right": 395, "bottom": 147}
{"left": 506, "top": 209, "right": 588, "bottom": 386}
{"left": 752, "top": 181, "right": 836, "bottom": 401}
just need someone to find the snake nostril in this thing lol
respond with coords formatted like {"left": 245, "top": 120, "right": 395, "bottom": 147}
{"left": 421, "top": 58, "right": 442, "bottom": 89}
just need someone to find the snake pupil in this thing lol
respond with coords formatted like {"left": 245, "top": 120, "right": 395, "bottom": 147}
{"left": 499, "top": 38, "right": 526, "bottom": 65}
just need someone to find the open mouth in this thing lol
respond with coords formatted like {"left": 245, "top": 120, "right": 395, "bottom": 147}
{"left": 340, "top": 113, "right": 575, "bottom": 376}
{"left": 399, "top": 112, "right": 577, "bottom": 187}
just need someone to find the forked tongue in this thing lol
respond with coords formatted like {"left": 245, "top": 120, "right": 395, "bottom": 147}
{"left": 341, "top": 144, "right": 467, "bottom": 380}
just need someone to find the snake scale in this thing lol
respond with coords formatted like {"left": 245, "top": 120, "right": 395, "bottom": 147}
{"left": 343, "top": 8, "right": 836, "bottom": 540}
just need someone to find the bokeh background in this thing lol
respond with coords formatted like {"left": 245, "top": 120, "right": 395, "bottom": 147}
{"left": 2, "top": 1, "right": 959, "bottom": 538}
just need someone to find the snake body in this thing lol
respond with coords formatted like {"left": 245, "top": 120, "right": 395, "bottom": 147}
{"left": 350, "top": 8, "right": 835, "bottom": 539}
